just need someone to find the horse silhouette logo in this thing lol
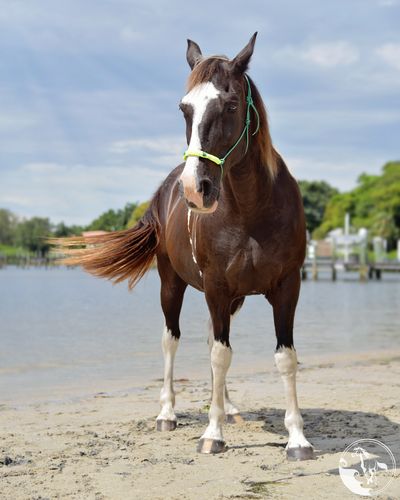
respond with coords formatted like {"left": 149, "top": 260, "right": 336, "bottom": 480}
{"left": 339, "top": 439, "right": 396, "bottom": 496}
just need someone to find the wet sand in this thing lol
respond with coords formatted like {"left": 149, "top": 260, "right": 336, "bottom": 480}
{"left": 1, "top": 350, "right": 399, "bottom": 499}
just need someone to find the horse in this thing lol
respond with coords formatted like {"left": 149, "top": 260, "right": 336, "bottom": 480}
{"left": 58, "top": 33, "right": 314, "bottom": 460}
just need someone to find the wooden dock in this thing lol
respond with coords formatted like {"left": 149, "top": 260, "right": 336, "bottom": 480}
{"left": 302, "top": 259, "right": 400, "bottom": 281}
{"left": 302, "top": 257, "right": 337, "bottom": 281}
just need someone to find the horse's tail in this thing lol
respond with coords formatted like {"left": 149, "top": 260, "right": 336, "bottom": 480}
{"left": 52, "top": 199, "right": 160, "bottom": 289}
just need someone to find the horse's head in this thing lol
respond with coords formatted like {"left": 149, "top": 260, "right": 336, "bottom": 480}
{"left": 178, "top": 33, "right": 258, "bottom": 214}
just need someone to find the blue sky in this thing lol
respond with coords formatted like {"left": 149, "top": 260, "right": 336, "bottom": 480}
{"left": 0, "top": 0, "right": 399, "bottom": 225}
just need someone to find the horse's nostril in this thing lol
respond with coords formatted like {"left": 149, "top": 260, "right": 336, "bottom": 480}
{"left": 199, "top": 179, "right": 212, "bottom": 198}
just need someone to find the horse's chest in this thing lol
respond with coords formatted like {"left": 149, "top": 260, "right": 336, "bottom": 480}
{"left": 224, "top": 238, "right": 282, "bottom": 294}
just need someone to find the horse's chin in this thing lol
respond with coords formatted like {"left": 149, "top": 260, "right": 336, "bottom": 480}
{"left": 189, "top": 200, "right": 218, "bottom": 215}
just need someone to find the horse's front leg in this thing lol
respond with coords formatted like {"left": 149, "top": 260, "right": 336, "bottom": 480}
{"left": 267, "top": 271, "right": 314, "bottom": 460}
{"left": 198, "top": 292, "right": 232, "bottom": 453}
{"left": 156, "top": 259, "right": 187, "bottom": 431}
{"left": 275, "top": 346, "right": 313, "bottom": 459}
{"left": 207, "top": 318, "right": 242, "bottom": 424}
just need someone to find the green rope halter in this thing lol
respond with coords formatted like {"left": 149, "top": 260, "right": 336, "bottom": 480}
{"left": 183, "top": 74, "right": 260, "bottom": 176}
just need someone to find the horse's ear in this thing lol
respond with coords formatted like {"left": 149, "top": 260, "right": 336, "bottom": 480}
{"left": 230, "top": 32, "right": 257, "bottom": 74}
{"left": 187, "top": 39, "right": 203, "bottom": 70}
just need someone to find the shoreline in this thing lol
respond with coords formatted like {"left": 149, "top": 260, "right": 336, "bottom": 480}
{"left": 2, "top": 347, "right": 400, "bottom": 408}
{"left": 1, "top": 348, "right": 399, "bottom": 498}
{"left": 2, "top": 346, "right": 400, "bottom": 408}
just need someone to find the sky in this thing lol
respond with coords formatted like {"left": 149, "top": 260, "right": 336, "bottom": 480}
{"left": 0, "top": 0, "right": 399, "bottom": 225}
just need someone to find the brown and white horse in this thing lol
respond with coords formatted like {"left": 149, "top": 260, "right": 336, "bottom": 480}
{"left": 59, "top": 33, "right": 314, "bottom": 460}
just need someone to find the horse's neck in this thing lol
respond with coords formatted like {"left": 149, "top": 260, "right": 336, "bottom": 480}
{"left": 223, "top": 152, "right": 272, "bottom": 218}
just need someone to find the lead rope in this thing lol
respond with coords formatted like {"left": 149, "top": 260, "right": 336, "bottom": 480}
{"left": 183, "top": 74, "right": 260, "bottom": 177}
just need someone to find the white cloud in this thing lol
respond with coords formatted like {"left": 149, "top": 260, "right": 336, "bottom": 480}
{"left": 0, "top": 112, "right": 38, "bottom": 132}
{"left": 108, "top": 136, "right": 184, "bottom": 172}
{"left": 378, "top": 0, "right": 398, "bottom": 6}
{"left": 120, "top": 26, "right": 142, "bottom": 43}
{"left": 375, "top": 43, "right": 400, "bottom": 71}
{"left": 0, "top": 162, "right": 168, "bottom": 225}
{"left": 274, "top": 41, "right": 360, "bottom": 70}
{"left": 22, "top": 162, "right": 63, "bottom": 174}
{"left": 285, "top": 155, "right": 386, "bottom": 191}
{"left": 110, "top": 136, "right": 183, "bottom": 155}
{"left": 301, "top": 41, "right": 359, "bottom": 68}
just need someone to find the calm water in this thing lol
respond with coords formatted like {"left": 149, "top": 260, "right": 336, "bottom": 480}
{"left": 0, "top": 267, "right": 399, "bottom": 403}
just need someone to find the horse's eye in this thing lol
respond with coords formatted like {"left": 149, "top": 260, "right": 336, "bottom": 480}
{"left": 227, "top": 104, "right": 238, "bottom": 113}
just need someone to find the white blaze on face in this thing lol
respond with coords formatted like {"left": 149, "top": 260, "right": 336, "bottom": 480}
{"left": 180, "top": 82, "right": 220, "bottom": 199}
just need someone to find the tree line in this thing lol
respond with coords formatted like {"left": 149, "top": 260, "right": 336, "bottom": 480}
{"left": 313, "top": 161, "right": 400, "bottom": 250}
{"left": 0, "top": 161, "right": 398, "bottom": 256}
{"left": 0, "top": 202, "right": 147, "bottom": 256}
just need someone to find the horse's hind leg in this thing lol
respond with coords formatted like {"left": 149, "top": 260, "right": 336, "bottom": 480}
{"left": 266, "top": 271, "right": 314, "bottom": 460}
{"left": 156, "top": 256, "right": 187, "bottom": 431}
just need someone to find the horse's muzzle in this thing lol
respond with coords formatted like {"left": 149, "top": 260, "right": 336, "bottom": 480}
{"left": 178, "top": 176, "right": 219, "bottom": 214}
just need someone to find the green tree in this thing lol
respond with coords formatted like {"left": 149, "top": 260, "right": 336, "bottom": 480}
{"left": 314, "top": 161, "right": 400, "bottom": 248}
{"left": 15, "top": 217, "right": 52, "bottom": 255}
{"left": 52, "top": 222, "right": 84, "bottom": 237}
{"left": 87, "top": 203, "right": 137, "bottom": 231}
{"left": 0, "top": 208, "right": 18, "bottom": 245}
{"left": 313, "top": 192, "right": 355, "bottom": 239}
{"left": 119, "top": 202, "right": 137, "bottom": 228}
{"left": 87, "top": 209, "right": 120, "bottom": 232}
{"left": 53, "top": 222, "right": 71, "bottom": 237}
{"left": 298, "top": 180, "right": 339, "bottom": 234}
{"left": 127, "top": 201, "right": 150, "bottom": 227}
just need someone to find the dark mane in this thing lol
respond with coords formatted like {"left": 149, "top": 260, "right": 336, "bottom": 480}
{"left": 187, "top": 56, "right": 229, "bottom": 89}
{"left": 187, "top": 57, "right": 279, "bottom": 179}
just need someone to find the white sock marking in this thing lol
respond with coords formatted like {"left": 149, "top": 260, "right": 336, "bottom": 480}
{"left": 207, "top": 318, "right": 239, "bottom": 416}
{"left": 274, "top": 347, "right": 312, "bottom": 449}
{"left": 224, "top": 385, "right": 240, "bottom": 416}
{"left": 157, "top": 327, "right": 179, "bottom": 422}
{"left": 201, "top": 340, "right": 232, "bottom": 441}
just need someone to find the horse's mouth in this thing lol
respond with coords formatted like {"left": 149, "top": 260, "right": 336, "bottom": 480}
{"left": 186, "top": 200, "right": 218, "bottom": 215}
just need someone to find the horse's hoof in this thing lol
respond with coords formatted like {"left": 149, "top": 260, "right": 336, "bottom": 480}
{"left": 286, "top": 446, "right": 314, "bottom": 461}
{"left": 156, "top": 419, "right": 177, "bottom": 432}
{"left": 226, "top": 413, "right": 244, "bottom": 424}
{"left": 197, "top": 438, "right": 227, "bottom": 454}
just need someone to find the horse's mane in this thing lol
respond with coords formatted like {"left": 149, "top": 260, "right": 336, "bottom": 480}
{"left": 187, "top": 57, "right": 279, "bottom": 179}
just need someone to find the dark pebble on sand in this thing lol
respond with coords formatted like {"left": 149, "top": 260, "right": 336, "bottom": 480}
{"left": 0, "top": 456, "right": 13, "bottom": 466}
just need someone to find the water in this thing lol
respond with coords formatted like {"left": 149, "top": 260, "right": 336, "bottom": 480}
{"left": 0, "top": 267, "right": 399, "bottom": 403}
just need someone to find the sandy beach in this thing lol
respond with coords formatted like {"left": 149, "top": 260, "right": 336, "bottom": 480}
{"left": 1, "top": 349, "right": 399, "bottom": 499}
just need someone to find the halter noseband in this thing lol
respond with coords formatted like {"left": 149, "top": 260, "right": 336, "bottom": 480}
{"left": 183, "top": 74, "right": 260, "bottom": 176}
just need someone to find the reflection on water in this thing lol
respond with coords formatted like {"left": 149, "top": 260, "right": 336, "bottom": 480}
{"left": 0, "top": 267, "right": 399, "bottom": 402}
